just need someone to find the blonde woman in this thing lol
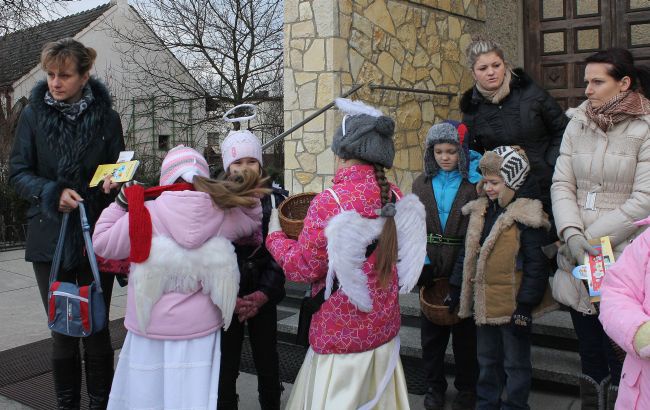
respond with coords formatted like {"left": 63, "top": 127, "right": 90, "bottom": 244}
{"left": 9, "top": 38, "right": 124, "bottom": 409}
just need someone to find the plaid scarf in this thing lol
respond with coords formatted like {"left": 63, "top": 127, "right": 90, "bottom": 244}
{"left": 44, "top": 84, "right": 94, "bottom": 121}
{"left": 586, "top": 90, "right": 650, "bottom": 131}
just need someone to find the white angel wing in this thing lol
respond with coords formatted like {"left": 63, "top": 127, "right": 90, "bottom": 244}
{"left": 394, "top": 194, "right": 427, "bottom": 294}
{"left": 325, "top": 210, "right": 383, "bottom": 312}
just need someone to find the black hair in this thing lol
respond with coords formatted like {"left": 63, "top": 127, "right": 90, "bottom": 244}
{"left": 585, "top": 48, "right": 650, "bottom": 99}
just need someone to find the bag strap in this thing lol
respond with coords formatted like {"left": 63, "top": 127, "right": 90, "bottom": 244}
{"left": 79, "top": 202, "right": 103, "bottom": 293}
{"left": 48, "top": 202, "right": 103, "bottom": 293}
{"left": 48, "top": 211, "right": 70, "bottom": 285}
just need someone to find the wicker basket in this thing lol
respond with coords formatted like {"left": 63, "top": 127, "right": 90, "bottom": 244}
{"left": 419, "top": 278, "right": 461, "bottom": 326}
{"left": 278, "top": 192, "right": 318, "bottom": 239}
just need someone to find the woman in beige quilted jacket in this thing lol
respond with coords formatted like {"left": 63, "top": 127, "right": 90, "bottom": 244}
{"left": 551, "top": 48, "right": 650, "bottom": 410}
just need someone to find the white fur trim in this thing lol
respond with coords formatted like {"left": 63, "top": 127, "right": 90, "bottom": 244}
{"left": 130, "top": 236, "right": 240, "bottom": 333}
{"left": 325, "top": 210, "right": 383, "bottom": 312}
{"left": 335, "top": 98, "right": 383, "bottom": 117}
{"left": 394, "top": 194, "right": 427, "bottom": 293}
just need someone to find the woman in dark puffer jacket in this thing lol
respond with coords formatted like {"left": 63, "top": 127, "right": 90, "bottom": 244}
{"left": 460, "top": 37, "right": 568, "bottom": 223}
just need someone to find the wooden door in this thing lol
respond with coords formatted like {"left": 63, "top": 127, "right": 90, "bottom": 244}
{"left": 525, "top": 0, "right": 650, "bottom": 109}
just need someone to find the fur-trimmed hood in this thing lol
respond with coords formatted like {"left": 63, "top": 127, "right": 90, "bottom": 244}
{"left": 29, "top": 76, "right": 116, "bottom": 218}
{"left": 460, "top": 68, "right": 532, "bottom": 113}
{"left": 29, "top": 76, "right": 113, "bottom": 117}
{"left": 461, "top": 196, "right": 550, "bottom": 229}
{"left": 16, "top": 76, "right": 122, "bottom": 271}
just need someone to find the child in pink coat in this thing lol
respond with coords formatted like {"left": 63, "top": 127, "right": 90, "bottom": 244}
{"left": 93, "top": 146, "right": 266, "bottom": 410}
{"left": 600, "top": 216, "right": 650, "bottom": 410}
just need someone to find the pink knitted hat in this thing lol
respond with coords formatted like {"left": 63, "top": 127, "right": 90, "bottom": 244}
{"left": 220, "top": 130, "right": 263, "bottom": 171}
{"left": 159, "top": 145, "right": 210, "bottom": 186}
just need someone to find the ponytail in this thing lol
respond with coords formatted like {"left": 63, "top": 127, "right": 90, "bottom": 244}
{"left": 373, "top": 163, "right": 398, "bottom": 288}
{"left": 192, "top": 171, "right": 270, "bottom": 209}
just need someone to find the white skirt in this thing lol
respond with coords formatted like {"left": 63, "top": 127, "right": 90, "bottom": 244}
{"left": 108, "top": 331, "right": 221, "bottom": 410}
{"left": 286, "top": 336, "right": 410, "bottom": 410}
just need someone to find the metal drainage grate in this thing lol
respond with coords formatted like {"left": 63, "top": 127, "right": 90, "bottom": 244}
{"left": 0, "top": 318, "right": 427, "bottom": 409}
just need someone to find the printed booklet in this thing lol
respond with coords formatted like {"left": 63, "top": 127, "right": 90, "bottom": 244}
{"left": 89, "top": 160, "right": 139, "bottom": 187}
{"left": 571, "top": 236, "right": 615, "bottom": 303}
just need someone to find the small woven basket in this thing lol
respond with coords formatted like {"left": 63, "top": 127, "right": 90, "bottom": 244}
{"left": 278, "top": 192, "right": 318, "bottom": 239}
{"left": 419, "top": 278, "right": 461, "bottom": 326}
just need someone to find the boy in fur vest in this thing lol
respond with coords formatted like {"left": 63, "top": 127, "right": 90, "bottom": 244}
{"left": 449, "top": 146, "right": 557, "bottom": 410}
{"left": 412, "top": 121, "right": 481, "bottom": 410}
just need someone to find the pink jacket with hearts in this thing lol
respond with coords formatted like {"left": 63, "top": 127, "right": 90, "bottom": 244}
{"left": 93, "top": 190, "right": 262, "bottom": 340}
{"left": 266, "top": 165, "right": 402, "bottom": 354}
{"left": 600, "top": 216, "right": 650, "bottom": 409}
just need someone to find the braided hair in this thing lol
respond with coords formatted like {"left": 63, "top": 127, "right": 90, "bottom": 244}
{"left": 373, "top": 163, "right": 398, "bottom": 288}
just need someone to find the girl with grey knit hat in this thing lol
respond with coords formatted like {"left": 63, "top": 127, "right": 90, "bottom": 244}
{"left": 412, "top": 121, "right": 482, "bottom": 410}
{"left": 265, "top": 98, "right": 427, "bottom": 409}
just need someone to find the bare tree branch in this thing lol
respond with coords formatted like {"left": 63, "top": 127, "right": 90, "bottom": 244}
{"left": 106, "top": 0, "right": 283, "bottom": 108}
{"left": 0, "top": 0, "right": 67, "bottom": 36}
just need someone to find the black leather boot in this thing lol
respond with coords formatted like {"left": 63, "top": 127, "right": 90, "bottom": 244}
{"left": 52, "top": 354, "right": 82, "bottom": 410}
{"left": 217, "top": 393, "right": 239, "bottom": 410}
{"left": 84, "top": 353, "right": 114, "bottom": 410}
{"left": 259, "top": 384, "right": 283, "bottom": 410}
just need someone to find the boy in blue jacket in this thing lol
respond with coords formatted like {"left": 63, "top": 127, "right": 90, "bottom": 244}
{"left": 412, "top": 121, "right": 481, "bottom": 410}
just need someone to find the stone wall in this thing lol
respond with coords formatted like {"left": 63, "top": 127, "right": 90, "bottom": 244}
{"left": 284, "top": 0, "right": 486, "bottom": 193}
{"left": 484, "top": 0, "right": 523, "bottom": 67}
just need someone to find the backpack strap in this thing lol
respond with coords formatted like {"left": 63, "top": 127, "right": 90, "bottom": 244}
{"left": 326, "top": 188, "right": 342, "bottom": 209}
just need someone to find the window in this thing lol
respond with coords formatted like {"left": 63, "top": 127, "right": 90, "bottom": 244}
{"left": 158, "top": 134, "right": 170, "bottom": 151}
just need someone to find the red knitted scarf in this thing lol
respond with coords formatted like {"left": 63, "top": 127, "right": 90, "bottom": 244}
{"left": 125, "top": 183, "right": 194, "bottom": 262}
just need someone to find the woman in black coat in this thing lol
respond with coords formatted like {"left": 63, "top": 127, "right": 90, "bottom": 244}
{"left": 460, "top": 37, "right": 568, "bottom": 219}
{"left": 9, "top": 38, "right": 124, "bottom": 409}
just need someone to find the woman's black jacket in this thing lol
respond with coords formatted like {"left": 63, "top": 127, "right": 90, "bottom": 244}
{"left": 235, "top": 186, "right": 287, "bottom": 305}
{"left": 460, "top": 68, "right": 568, "bottom": 211}
{"left": 9, "top": 78, "right": 124, "bottom": 268}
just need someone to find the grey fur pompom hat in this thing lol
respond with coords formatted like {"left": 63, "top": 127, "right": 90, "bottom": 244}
{"left": 331, "top": 98, "right": 395, "bottom": 168}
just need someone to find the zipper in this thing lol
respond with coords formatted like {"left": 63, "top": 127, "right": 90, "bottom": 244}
{"left": 66, "top": 300, "right": 70, "bottom": 334}
{"left": 53, "top": 291, "right": 89, "bottom": 303}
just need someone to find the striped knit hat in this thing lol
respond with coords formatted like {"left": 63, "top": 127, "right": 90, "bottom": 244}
{"left": 479, "top": 145, "right": 530, "bottom": 190}
{"left": 159, "top": 145, "right": 210, "bottom": 186}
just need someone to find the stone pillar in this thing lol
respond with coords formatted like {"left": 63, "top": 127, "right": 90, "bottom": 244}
{"left": 283, "top": 0, "right": 351, "bottom": 193}
{"left": 284, "top": 0, "right": 487, "bottom": 194}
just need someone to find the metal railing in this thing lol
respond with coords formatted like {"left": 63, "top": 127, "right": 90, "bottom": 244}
{"left": 261, "top": 82, "right": 457, "bottom": 149}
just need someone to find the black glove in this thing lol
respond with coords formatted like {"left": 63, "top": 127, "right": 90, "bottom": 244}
{"left": 115, "top": 180, "right": 140, "bottom": 209}
{"left": 510, "top": 303, "right": 533, "bottom": 337}
{"left": 443, "top": 285, "right": 461, "bottom": 314}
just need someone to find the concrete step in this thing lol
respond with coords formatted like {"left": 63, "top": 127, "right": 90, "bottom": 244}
{"left": 281, "top": 283, "right": 578, "bottom": 350}
{"left": 278, "top": 282, "right": 581, "bottom": 390}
